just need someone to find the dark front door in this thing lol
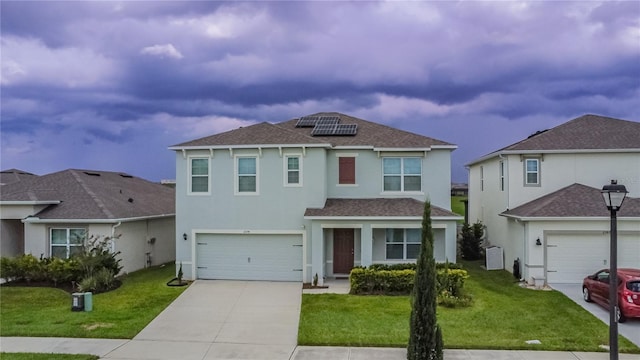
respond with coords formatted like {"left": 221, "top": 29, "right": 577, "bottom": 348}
{"left": 333, "top": 229, "right": 354, "bottom": 274}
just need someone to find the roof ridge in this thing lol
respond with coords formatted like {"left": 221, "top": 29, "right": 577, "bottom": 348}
{"left": 69, "top": 169, "right": 115, "bottom": 219}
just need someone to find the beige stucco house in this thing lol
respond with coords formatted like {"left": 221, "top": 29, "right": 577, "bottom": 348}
{"left": 0, "top": 169, "right": 176, "bottom": 274}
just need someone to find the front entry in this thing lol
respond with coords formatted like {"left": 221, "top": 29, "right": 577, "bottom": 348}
{"left": 333, "top": 229, "right": 354, "bottom": 274}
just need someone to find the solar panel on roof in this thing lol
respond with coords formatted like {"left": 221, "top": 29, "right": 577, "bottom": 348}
{"left": 335, "top": 124, "right": 357, "bottom": 135}
{"left": 311, "top": 124, "right": 337, "bottom": 136}
{"left": 317, "top": 116, "right": 340, "bottom": 125}
{"left": 296, "top": 116, "right": 320, "bottom": 128}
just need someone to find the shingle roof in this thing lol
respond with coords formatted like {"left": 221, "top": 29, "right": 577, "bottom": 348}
{"left": 278, "top": 112, "right": 454, "bottom": 149}
{"left": 304, "top": 198, "right": 460, "bottom": 218}
{"left": 501, "top": 183, "right": 640, "bottom": 218}
{"left": 0, "top": 169, "right": 38, "bottom": 186}
{"left": 0, "top": 169, "right": 175, "bottom": 220}
{"left": 503, "top": 115, "right": 640, "bottom": 151}
{"left": 172, "top": 112, "right": 455, "bottom": 149}
{"left": 467, "top": 114, "right": 640, "bottom": 165}
{"left": 172, "top": 122, "right": 327, "bottom": 148}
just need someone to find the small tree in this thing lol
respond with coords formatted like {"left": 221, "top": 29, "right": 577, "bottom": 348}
{"left": 407, "top": 201, "right": 443, "bottom": 360}
{"left": 459, "top": 220, "right": 484, "bottom": 260}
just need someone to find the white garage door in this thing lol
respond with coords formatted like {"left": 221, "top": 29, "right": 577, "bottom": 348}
{"left": 547, "top": 232, "right": 640, "bottom": 284}
{"left": 196, "top": 233, "right": 303, "bottom": 281}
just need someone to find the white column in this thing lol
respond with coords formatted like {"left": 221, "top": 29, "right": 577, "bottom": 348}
{"left": 310, "top": 222, "right": 325, "bottom": 286}
{"left": 360, "top": 224, "right": 373, "bottom": 267}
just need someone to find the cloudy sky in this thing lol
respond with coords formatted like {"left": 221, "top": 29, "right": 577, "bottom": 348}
{"left": 1, "top": 1, "right": 639, "bottom": 183}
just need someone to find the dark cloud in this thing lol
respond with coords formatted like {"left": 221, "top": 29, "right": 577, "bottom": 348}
{"left": 1, "top": 1, "right": 639, "bottom": 182}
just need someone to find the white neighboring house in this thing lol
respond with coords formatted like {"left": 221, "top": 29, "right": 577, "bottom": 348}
{"left": 170, "top": 112, "right": 462, "bottom": 284}
{"left": 0, "top": 169, "right": 176, "bottom": 274}
{"left": 466, "top": 114, "right": 640, "bottom": 285}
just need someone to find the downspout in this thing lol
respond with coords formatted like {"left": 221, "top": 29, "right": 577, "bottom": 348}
{"left": 111, "top": 221, "right": 122, "bottom": 253}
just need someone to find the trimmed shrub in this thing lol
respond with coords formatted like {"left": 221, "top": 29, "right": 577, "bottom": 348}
{"left": 0, "top": 256, "right": 20, "bottom": 281}
{"left": 350, "top": 263, "right": 472, "bottom": 308}
{"left": 350, "top": 268, "right": 415, "bottom": 295}
{"left": 17, "top": 254, "right": 46, "bottom": 282}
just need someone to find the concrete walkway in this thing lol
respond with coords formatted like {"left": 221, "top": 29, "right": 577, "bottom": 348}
{"left": 2, "top": 338, "right": 639, "bottom": 359}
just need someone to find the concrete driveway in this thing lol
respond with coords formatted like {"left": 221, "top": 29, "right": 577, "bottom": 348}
{"left": 551, "top": 283, "right": 640, "bottom": 347}
{"left": 103, "top": 280, "right": 302, "bottom": 360}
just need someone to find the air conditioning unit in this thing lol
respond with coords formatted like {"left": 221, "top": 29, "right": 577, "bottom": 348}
{"left": 485, "top": 246, "right": 504, "bottom": 270}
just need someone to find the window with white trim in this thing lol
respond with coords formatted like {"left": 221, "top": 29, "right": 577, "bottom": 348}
{"left": 51, "top": 228, "right": 85, "bottom": 259}
{"left": 480, "top": 165, "right": 484, "bottom": 191}
{"left": 383, "top": 157, "right": 422, "bottom": 192}
{"left": 237, "top": 156, "right": 258, "bottom": 193}
{"left": 385, "top": 228, "right": 421, "bottom": 260}
{"left": 189, "top": 157, "right": 210, "bottom": 194}
{"left": 285, "top": 155, "right": 302, "bottom": 186}
{"left": 524, "top": 158, "right": 540, "bottom": 186}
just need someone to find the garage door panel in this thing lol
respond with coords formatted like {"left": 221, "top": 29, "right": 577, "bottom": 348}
{"left": 196, "top": 234, "right": 303, "bottom": 282}
{"left": 547, "top": 233, "right": 639, "bottom": 284}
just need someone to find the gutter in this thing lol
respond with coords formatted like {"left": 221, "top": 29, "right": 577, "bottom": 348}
{"left": 168, "top": 143, "right": 332, "bottom": 151}
{"left": 303, "top": 215, "right": 463, "bottom": 221}
{"left": 499, "top": 214, "right": 638, "bottom": 222}
{"left": 466, "top": 148, "right": 640, "bottom": 167}
{"left": 22, "top": 213, "right": 175, "bottom": 224}
{"left": 0, "top": 201, "right": 61, "bottom": 205}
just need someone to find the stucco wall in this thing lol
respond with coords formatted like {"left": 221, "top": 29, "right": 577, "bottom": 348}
{"left": 1, "top": 219, "right": 24, "bottom": 257}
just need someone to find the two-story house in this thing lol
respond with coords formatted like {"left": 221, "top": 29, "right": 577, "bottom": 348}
{"left": 170, "top": 112, "right": 461, "bottom": 285}
{"left": 467, "top": 115, "right": 640, "bottom": 285}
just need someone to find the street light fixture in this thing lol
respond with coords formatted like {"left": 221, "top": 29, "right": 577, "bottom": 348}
{"left": 601, "top": 180, "right": 628, "bottom": 360}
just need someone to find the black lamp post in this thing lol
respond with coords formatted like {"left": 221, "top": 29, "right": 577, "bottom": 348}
{"left": 601, "top": 180, "right": 628, "bottom": 360}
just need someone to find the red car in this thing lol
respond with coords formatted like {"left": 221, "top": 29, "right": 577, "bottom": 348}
{"left": 583, "top": 268, "right": 640, "bottom": 323}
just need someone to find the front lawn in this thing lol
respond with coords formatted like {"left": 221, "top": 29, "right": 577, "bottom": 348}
{"left": 299, "top": 261, "right": 640, "bottom": 353}
{"left": 0, "top": 263, "right": 187, "bottom": 339}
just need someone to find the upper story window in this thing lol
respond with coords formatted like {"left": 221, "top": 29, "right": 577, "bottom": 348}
{"left": 51, "top": 228, "right": 85, "bottom": 259}
{"left": 383, "top": 157, "right": 422, "bottom": 192}
{"left": 524, "top": 158, "right": 540, "bottom": 186}
{"left": 237, "top": 156, "right": 258, "bottom": 194}
{"left": 385, "top": 228, "right": 421, "bottom": 260}
{"left": 189, "top": 157, "right": 210, "bottom": 194}
{"left": 338, "top": 156, "right": 356, "bottom": 185}
{"left": 285, "top": 155, "right": 302, "bottom": 186}
{"left": 480, "top": 165, "right": 484, "bottom": 192}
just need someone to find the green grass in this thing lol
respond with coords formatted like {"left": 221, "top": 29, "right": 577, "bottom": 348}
{"left": 451, "top": 196, "right": 467, "bottom": 218}
{"left": 0, "top": 354, "right": 98, "bottom": 360}
{"left": 0, "top": 264, "right": 187, "bottom": 339}
{"left": 299, "top": 261, "right": 640, "bottom": 353}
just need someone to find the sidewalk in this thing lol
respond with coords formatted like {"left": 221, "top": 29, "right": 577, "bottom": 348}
{"left": 2, "top": 337, "right": 639, "bottom": 360}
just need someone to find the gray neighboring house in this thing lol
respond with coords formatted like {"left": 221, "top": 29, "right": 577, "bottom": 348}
{"left": 466, "top": 114, "right": 640, "bottom": 285}
{"left": 0, "top": 169, "right": 176, "bottom": 274}
{"left": 170, "top": 112, "right": 462, "bottom": 284}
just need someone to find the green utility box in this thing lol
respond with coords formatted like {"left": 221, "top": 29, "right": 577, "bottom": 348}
{"left": 83, "top": 292, "right": 93, "bottom": 312}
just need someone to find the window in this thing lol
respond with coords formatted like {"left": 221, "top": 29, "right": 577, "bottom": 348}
{"left": 338, "top": 157, "right": 356, "bottom": 184}
{"left": 480, "top": 165, "right": 484, "bottom": 191}
{"left": 383, "top": 157, "right": 421, "bottom": 192}
{"left": 525, "top": 158, "right": 540, "bottom": 186}
{"left": 499, "top": 161, "right": 505, "bottom": 191}
{"left": 237, "top": 156, "right": 257, "bottom": 193}
{"left": 51, "top": 228, "right": 85, "bottom": 259}
{"left": 189, "top": 157, "right": 209, "bottom": 194}
{"left": 386, "top": 229, "right": 421, "bottom": 260}
{"left": 285, "top": 155, "right": 302, "bottom": 186}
